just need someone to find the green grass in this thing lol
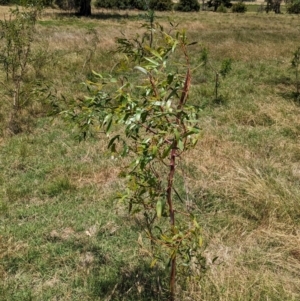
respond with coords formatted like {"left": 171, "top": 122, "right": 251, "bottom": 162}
{"left": 245, "top": 3, "right": 288, "bottom": 13}
{"left": 1, "top": 7, "right": 300, "bottom": 301}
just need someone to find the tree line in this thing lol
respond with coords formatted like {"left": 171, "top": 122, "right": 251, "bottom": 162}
{"left": 0, "top": 0, "right": 299, "bottom": 24}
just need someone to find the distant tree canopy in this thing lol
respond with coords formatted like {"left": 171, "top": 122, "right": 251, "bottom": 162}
{"left": 207, "top": 0, "right": 232, "bottom": 11}
{"left": 94, "top": 0, "right": 175, "bottom": 11}
{"left": 94, "top": 0, "right": 147, "bottom": 10}
{"left": 149, "top": 0, "right": 173, "bottom": 11}
{"left": 175, "top": 0, "right": 200, "bottom": 11}
{"left": 79, "top": 0, "right": 91, "bottom": 15}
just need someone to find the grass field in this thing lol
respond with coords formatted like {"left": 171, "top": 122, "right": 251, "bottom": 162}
{"left": 0, "top": 6, "right": 300, "bottom": 301}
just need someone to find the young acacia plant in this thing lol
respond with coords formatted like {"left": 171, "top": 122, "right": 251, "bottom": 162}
{"left": 67, "top": 18, "right": 203, "bottom": 300}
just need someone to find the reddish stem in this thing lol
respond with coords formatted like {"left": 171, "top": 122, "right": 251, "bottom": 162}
{"left": 167, "top": 146, "right": 177, "bottom": 301}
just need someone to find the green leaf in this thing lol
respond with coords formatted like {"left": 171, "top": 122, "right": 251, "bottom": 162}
{"left": 154, "top": 225, "right": 163, "bottom": 234}
{"left": 151, "top": 145, "right": 158, "bottom": 156}
{"left": 174, "top": 129, "right": 180, "bottom": 142}
{"left": 108, "top": 135, "right": 120, "bottom": 150}
{"left": 193, "top": 219, "right": 199, "bottom": 229}
{"left": 103, "top": 113, "right": 112, "bottom": 130}
{"left": 192, "top": 138, "right": 198, "bottom": 146}
{"left": 162, "top": 145, "right": 171, "bottom": 159}
{"left": 171, "top": 40, "right": 178, "bottom": 52}
{"left": 156, "top": 200, "right": 162, "bottom": 218}
{"left": 148, "top": 48, "right": 162, "bottom": 60}
{"left": 166, "top": 100, "right": 172, "bottom": 110}
{"left": 182, "top": 127, "right": 200, "bottom": 138}
{"left": 106, "top": 118, "right": 113, "bottom": 133}
{"left": 121, "top": 142, "right": 129, "bottom": 157}
{"left": 167, "top": 73, "right": 174, "bottom": 85}
{"left": 145, "top": 57, "right": 160, "bottom": 67}
{"left": 134, "top": 66, "right": 148, "bottom": 75}
{"left": 178, "top": 139, "right": 184, "bottom": 151}
{"left": 212, "top": 256, "right": 219, "bottom": 263}
{"left": 92, "top": 70, "right": 103, "bottom": 78}
{"left": 135, "top": 111, "right": 141, "bottom": 122}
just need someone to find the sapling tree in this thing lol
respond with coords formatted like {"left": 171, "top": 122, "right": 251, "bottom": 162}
{"left": 199, "top": 47, "right": 232, "bottom": 102}
{"left": 265, "top": 0, "right": 282, "bottom": 13}
{"left": 176, "top": 0, "right": 201, "bottom": 11}
{"left": 66, "top": 19, "right": 203, "bottom": 300}
{"left": 0, "top": 6, "right": 40, "bottom": 134}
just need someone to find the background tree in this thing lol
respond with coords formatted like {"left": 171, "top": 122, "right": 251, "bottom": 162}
{"left": 94, "top": 0, "right": 147, "bottom": 10}
{"left": 149, "top": 0, "right": 173, "bottom": 11}
{"left": 176, "top": 0, "right": 200, "bottom": 11}
{"left": 53, "top": 0, "right": 90, "bottom": 15}
{"left": 79, "top": 0, "right": 91, "bottom": 16}
{"left": 265, "top": 0, "right": 282, "bottom": 13}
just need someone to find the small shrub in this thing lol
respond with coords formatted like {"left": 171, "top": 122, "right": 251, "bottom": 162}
{"left": 207, "top": 0, "right": 232, "bottom": 11}
{"left": 287, "top": 0, "right": 300, "bottom": 13}
{"left": 232, "top": 1, "right": 247, "bottom": 12}
{"left": 198, "top": 47, "right": 232, "bottom": 101}
{"left": 176, "top": 0, "right": 200, "bottom": 11}
{"left": 0, "top": 0, "right": 20, "bottom": 4}
{"left": 217, "top": 3, "right": 227, "bottom": 12}
{"left": 149, "top": 0, "right": 173, "bottom": 11}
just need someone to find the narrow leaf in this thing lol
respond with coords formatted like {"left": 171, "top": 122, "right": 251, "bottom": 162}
{"left": 178, "top": 139, "right": 184, "bottom": 151}
{"left": 134, "top": 66, "right": 148, "bottom": 75}
{"left": 145, "top": 57, "right": 160, "bottom": 67}
{"left": 108, "top": 135, "right": 120, "bottom": 150}
{"left": 162, "top": 145, "right": 171, "bottom": 159}
{"left": 156, "top": 200, "right": 162, "bottom": 218}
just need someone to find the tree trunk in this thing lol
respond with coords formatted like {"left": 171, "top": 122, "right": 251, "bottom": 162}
{"left": 274, "top": 1, "right": 281, "bottom": 13}
{"left": 79, "top": 0, "right": 91, "bottom": 16}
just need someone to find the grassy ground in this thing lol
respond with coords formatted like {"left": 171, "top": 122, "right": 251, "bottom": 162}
{"left": 0, "top": 7, "right": 300, "bottom": 301}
